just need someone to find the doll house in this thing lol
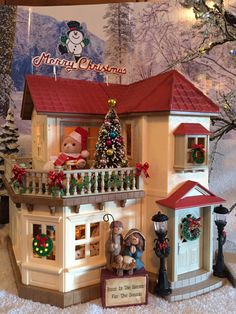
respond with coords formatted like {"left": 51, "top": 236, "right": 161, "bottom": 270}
{"left": 4, "top": 69, "right": 227, "bottom": 307}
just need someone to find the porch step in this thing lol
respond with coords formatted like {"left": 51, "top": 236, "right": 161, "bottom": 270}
{"left": 171, "top": 269, "right": 211, "bottom": 289}
{"left": 166, "top": 276, "right": 225, "bottom": 302}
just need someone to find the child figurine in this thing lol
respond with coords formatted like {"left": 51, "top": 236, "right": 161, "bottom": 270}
{"left": 123, "top": 228, "right": 145, "bottom": 274}
{"left": 104, "top": 214, "right": 124, "bottom": 271}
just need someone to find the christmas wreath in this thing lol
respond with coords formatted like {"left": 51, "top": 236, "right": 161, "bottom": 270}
{"left": 191, "top": 144, "right": 205, "bottom": 164}
{"left": 32, "top": 234, "right": 53, "bottom": 257}
{"left": 181, "top": 214, "right": 201, "bottom": 241}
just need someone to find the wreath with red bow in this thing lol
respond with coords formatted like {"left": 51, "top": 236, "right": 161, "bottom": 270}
{"left": 32, "top": 234, "right": 53, "bottom": 257}
{"left": 181, "top": 214, "right": 201, "bottom": 241}
{"left": 191, "top": 144, "right": 205, "bottom": 164}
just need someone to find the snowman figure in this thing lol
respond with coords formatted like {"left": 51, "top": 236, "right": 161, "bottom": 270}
{"left": 58, "top": 21, "right": 90, "bottom": 62}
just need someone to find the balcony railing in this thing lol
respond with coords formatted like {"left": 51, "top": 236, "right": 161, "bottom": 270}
{"left": 7, "top": 160, "right": 142, "bottom": 199}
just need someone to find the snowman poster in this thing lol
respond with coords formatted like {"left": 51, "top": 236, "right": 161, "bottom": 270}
{"left": 31, "top": 16, "right": 127, "bottom": 77}
{"left": 58, "top": 20, "right": 90, "bottom": 62}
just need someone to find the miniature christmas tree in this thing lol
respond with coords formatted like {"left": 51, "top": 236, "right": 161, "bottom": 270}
{"left": 94, "top": 99, "right": 128, "bottom": 168}
{"left": 0, "top": 107, "right": 19, "bottom": 157}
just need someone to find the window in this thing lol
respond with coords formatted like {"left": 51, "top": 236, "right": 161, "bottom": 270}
{"left": 174, "top": 123, "right": 209, "bottom": 172}
{"left": 60, "top": 119, "right": 101, "bottom": 167}
{"left": 125, "top": 122, "right": 133, "bottom": 159}
{"left": 187, "top": 137, "right": 206, "bottom": 164}
{"left": 32, "top": 223, "right": 56, "bottom": 261}
{"left": 74, "top": 222, "right": 100, "bottom": 261}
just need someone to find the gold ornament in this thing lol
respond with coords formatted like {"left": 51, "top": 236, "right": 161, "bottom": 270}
{"left": 106, "top": 149, "right": 114, "bottom": 156}
{"left": 121, "top": 159, "right": 128, "bottom": 166}
{"left": 108, "top": 98, "right": 117, "bottom": 108}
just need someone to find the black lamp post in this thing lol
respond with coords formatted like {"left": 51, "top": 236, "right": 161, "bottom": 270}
{"left": 213, "top": 204, "right": 229, "bottom": 278}
{"left": 152, "top": 211, "right": 171, "bottom": 296}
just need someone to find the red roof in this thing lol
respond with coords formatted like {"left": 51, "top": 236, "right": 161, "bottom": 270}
{"left": 156, "top": 180, "right": 225, "bottom": 210}
{"left": 21, "top": 69, "right": 220, "bottom": 119}
{"left": 174, "top": 123, "right": 210, "bottom": 135}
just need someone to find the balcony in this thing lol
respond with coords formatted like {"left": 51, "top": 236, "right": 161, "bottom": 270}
{"left": 3, "top": 158, "right": 144, "bottom": 210}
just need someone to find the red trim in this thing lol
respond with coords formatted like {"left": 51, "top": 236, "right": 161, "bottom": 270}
{"left": 156, "top": 180, "right": 225, "bottom": 210}
{"left": 174, "top": 123, "right": 210, "bottom": 135}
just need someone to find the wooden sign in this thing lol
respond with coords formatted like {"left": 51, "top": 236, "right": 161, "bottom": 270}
{"left": 101, "top": 269, "right": 148, "bottom": 308}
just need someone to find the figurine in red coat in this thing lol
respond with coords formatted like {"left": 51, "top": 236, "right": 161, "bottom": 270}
{"left": 54, "top": 127, "right": 89, "bottom": 168}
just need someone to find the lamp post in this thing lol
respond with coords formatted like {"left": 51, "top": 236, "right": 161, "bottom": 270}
{"left": 213, "top": 204, "right": 229, "bottom": 278}
{"left": 152, "top": 211, "right": 171, "bottom": 296}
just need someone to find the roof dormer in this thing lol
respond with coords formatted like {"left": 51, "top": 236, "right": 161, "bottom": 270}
{"left": 173, "top": 123, "right": 210, "bottom": 173}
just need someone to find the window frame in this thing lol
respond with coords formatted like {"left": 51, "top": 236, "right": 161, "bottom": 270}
{"left": 124, "top": 121, "right": 134, "bottom": 160}
{"left": 186, "top": 135, "right": 207, "bottom": 165}
{"left": 67, "top": 212, "right": 105, "bottom": 268}
{"left": 59, "top": 118, "right": 103, "bottom": 167}
{"left": 174, "top": 134, "right": 209, "bottom": 172}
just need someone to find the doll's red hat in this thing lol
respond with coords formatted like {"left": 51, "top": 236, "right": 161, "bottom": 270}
{"left": 69, "top": 127, "right": 88, "bottom": 151}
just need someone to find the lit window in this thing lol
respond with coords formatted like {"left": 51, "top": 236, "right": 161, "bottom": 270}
{"left": 74, "top": 222, "right": 100, "bottom": 260}
{"left": 32, "top": 223, "right": 56, "bottom": 261}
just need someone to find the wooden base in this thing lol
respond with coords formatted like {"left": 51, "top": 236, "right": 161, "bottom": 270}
{"left": 7, "top": 237, "right": 100, "bottom": 308}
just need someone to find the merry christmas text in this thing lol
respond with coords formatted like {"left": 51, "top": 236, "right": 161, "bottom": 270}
{"left": 32, "top": 52, "right": 126, "bottom": 75}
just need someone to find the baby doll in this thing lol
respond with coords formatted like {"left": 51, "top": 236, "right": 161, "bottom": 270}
{"left": 54, "top": 127, "right": 89, "bottom": 168}
{"left": 123, "top": 228, "right": 145, "bottom": 272}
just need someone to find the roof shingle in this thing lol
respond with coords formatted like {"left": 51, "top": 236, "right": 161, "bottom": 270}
{"left": 21, "top": 69, "right": 220, "bottom": 119}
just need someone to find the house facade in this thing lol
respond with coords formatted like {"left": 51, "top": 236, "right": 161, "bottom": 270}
{"left": 5, "top": 69, "right": 225, "bottom": 306}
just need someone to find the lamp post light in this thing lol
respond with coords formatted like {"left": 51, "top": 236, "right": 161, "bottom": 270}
{"left": 213, "top": 204, "right": 229, "bottom": 278}
{"left": 152, "top": 211, "right": 171, "bottom": 296}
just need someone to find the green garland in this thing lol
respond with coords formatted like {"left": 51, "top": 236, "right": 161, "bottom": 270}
{"left": 32, "top": 234, "right": 53, "bottom": 257}
{"left": 181, "top": 215, "right": 201, "bottom": 241}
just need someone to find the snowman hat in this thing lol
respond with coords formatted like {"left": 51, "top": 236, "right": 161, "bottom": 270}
{"left": 124, "top": 228, "right": 145, "bottom": 250}
{"left": 67, "top": 21, "right": 83, "bottom": 32}
{"left": 69, "top": 127, "right": 88, "bottom": 151}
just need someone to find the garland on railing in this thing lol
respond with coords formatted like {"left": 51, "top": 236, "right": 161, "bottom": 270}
{"left": 32, "top": 234, "right": 53, "bottom": 257}
{"left": 48, "top": 170, "right": 65, "bottom": 196}
{"left": 191, "top": 144, "right": 205, "bottom": 164}
{"left": 10, "top": 167, "right": 139, "bottom": 197}
{"left": 11, "top": 164, "right": 27, "bottom": 193}
{"left": 181, "top": 214, "right": 201, "bottom": 241}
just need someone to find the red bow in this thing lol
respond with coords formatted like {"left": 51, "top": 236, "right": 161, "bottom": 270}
{"left": 36, "top": 234, "right": 47, "bottom": 248}
{"left": 157, "top": 240, "right": 168, "bottom": 251}
{"left": 135, "top": 162, "right": 150, "bottom": 178}
{"left": 48, "top": 170, "right": 64, "bottom": 189}
{"left": 12, "top": 165, "right": 26, "bottom": 184}
{"left": 192, "top": 144, "right": 205, "bottom": 152}
{"left": 187, "top": 217, "right": 201, "bottom": 230}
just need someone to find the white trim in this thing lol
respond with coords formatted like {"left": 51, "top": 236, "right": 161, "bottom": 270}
{"left": 23, "top": 214, "right": 62, "bottom": 223}
{"left": 170, "top": 111, "right": 218, "bottom": 117}
{"left": 195, "top": 185, "right": 210, "bottom": 196}
{"left": 66, "top": 211, "right": 105, "bottom": 223}
{"left": 21, "top": 262, "right": 63, "bottom": 274}
{"left": 65, "top": 259, "right": 106, "bottom": 273}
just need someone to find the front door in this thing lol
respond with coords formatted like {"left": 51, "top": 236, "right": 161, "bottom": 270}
{"left": 177, "top": 207, "right": 203, "bottom": 275}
